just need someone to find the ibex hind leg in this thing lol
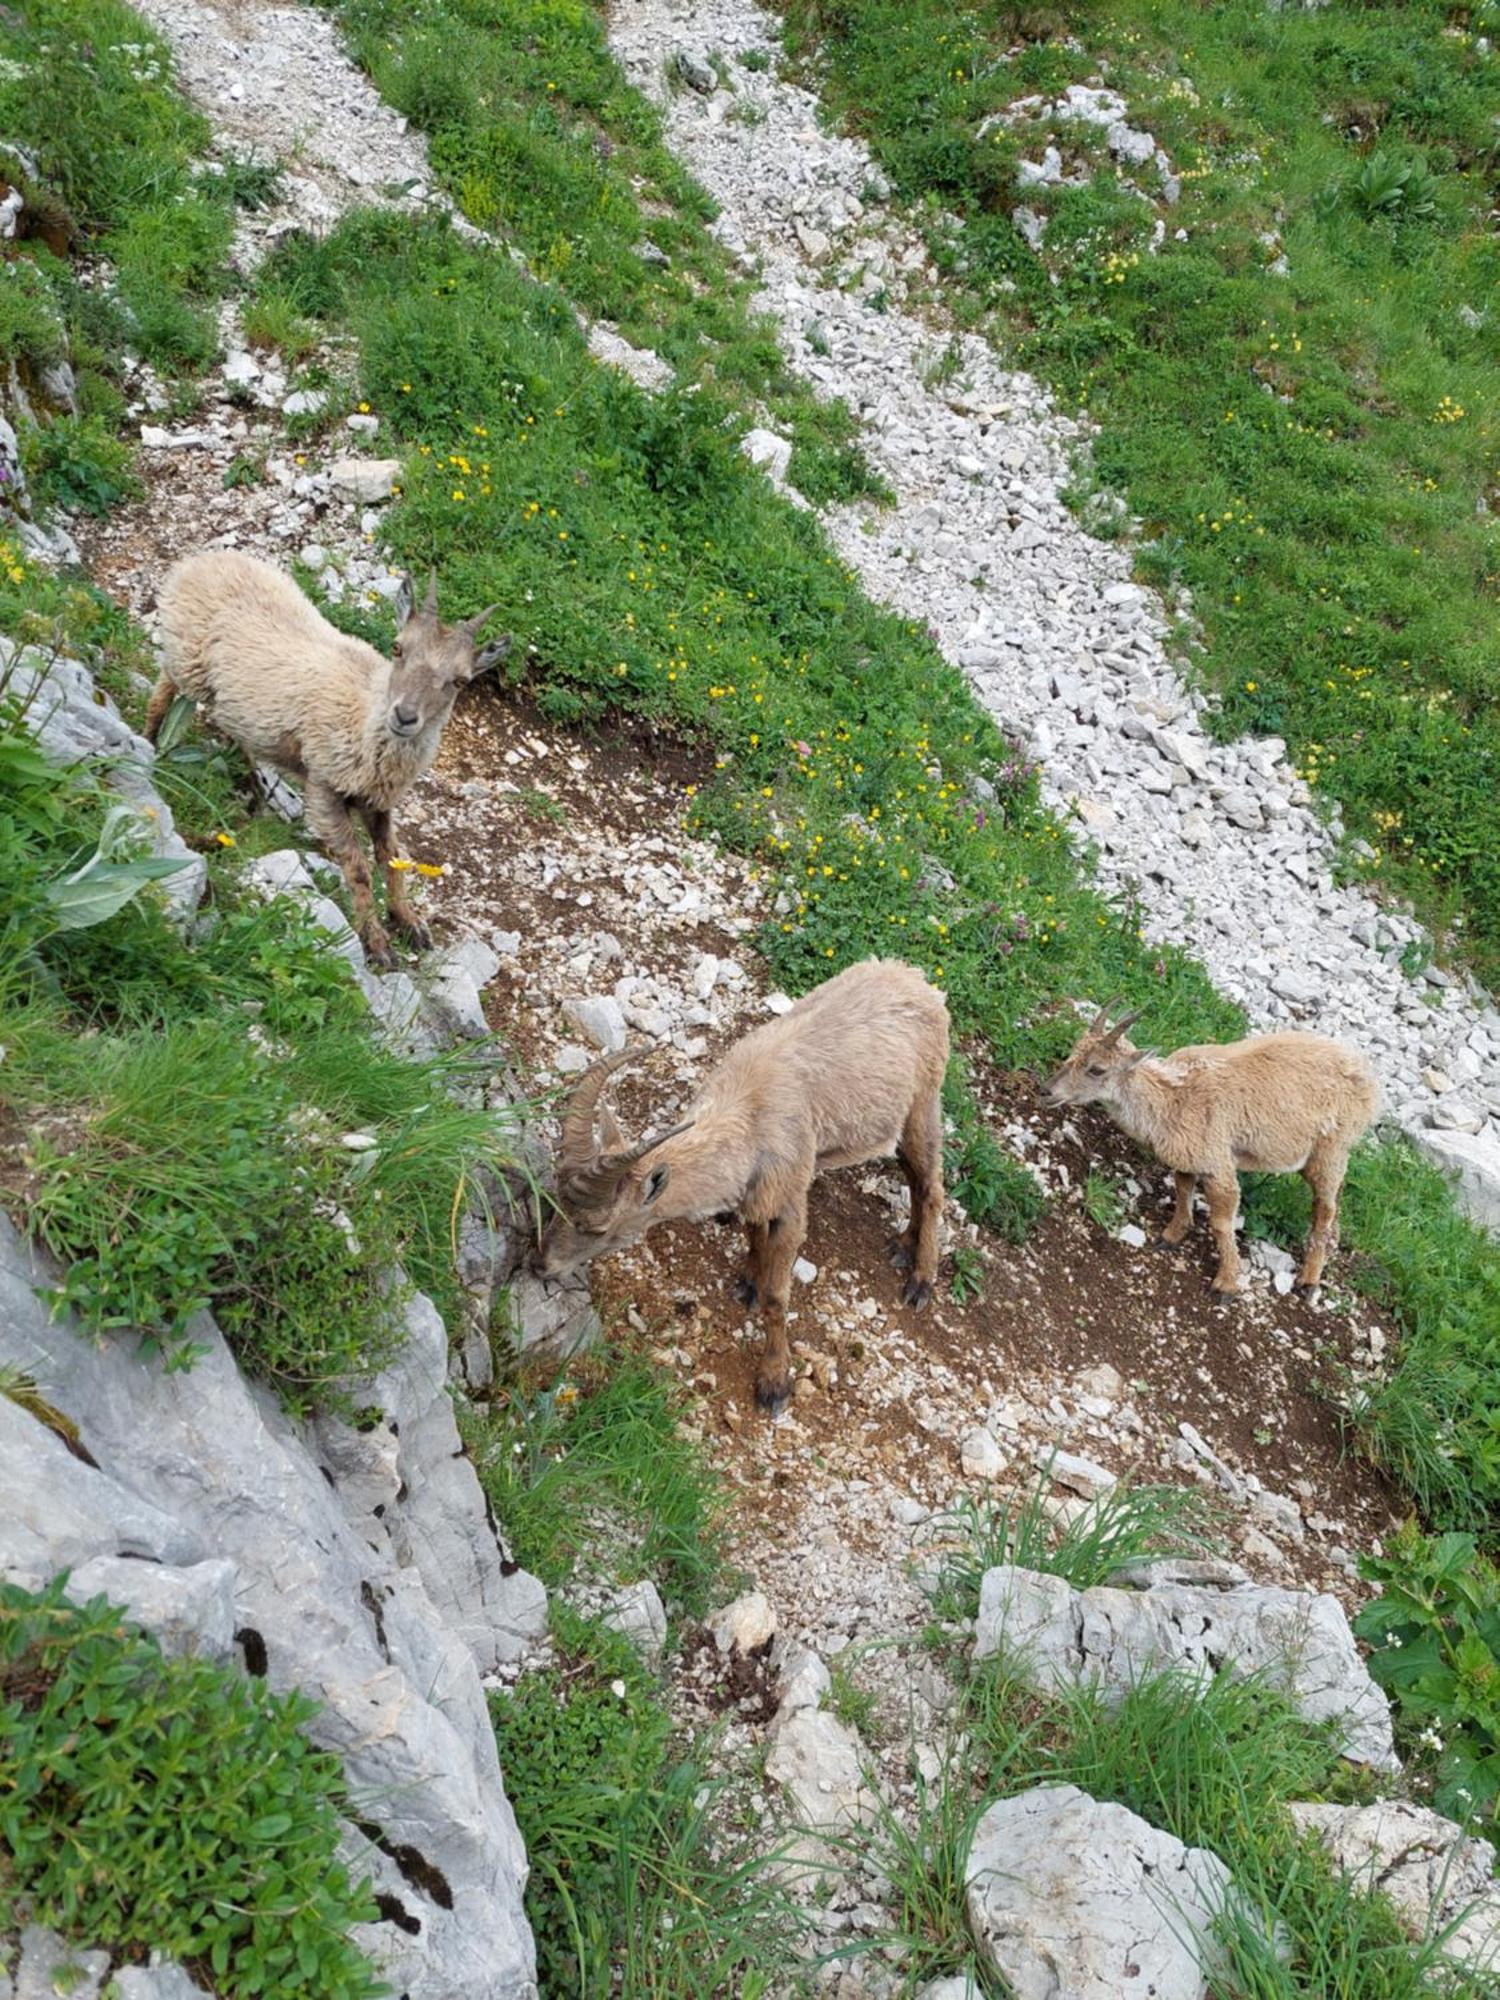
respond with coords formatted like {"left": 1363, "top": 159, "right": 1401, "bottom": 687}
{"left": 142, "top": 671, "right": 177, "bottom": 745}
{"left": 892, "top": 1088, "right": 943, "bottom": 1312}
{"left": 735, "top": 1220, "right": 768, "bottom": 1309}
{"left": 1297, "top": 1141, "right": 1348, "bottom": 1291}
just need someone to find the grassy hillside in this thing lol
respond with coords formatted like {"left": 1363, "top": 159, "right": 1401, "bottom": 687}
{"left": 778, "top": 0, "right": 1500, "bottom": 986}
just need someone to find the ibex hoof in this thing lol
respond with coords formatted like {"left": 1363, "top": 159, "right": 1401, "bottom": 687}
{"left": 754, "top": 1373, "right": 791, "bottom": 1417}
{"left": 393, "top": 915, "right": 433, "bottom": 951}
{"left": 1210, "top": 1277, "right": 1246, "bottom": 1298}
{"left": 901, "top": 1276, "right": 934, "bottom": 1312}
{"left": 362, "top": 929, "right": 395, "bottom": 970}
{"left": 886, "top": 1235, "right": 915, "bottom": 1275}
{"left": 733, "top": 1274, "right": 759, "bottom": 1308}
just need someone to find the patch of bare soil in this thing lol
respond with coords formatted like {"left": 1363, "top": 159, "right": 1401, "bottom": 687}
{"left": 402, "top": 690, "right": 1406, "bottom": 1678}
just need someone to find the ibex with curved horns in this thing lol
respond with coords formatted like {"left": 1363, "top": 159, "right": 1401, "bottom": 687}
{"left": 532, "top": 958, "right": 951, "bottom": 1412}
{"left": 1047, "top": 997, "right": 1379, "bottom": 1294}
{"left": 148, "top": 550, "right": 510, "bottom": 963}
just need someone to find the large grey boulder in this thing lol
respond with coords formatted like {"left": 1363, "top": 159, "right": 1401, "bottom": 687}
{"left": 1288, "top": 1801, "right": 1500, "bottom": 1970}
{"left": 965, "top": 1785, "right": 1231, "bottom": 2000}
{"left": 976, "top": 1565, "right": 1396, "bottom": 1769}
{"left": 1415, "top": 1127, "right": 1500, "bottom": 1234}
{"left": 0, "top": 1213, "right": 539, "bottom": 1999}
{"left": 764, "top": 1704, "right": 877, "bottom": 1866}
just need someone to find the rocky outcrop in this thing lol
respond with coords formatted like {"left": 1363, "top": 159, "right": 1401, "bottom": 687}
{"left": 966, "top": 1784, "right": 1232, "bottom": 2000}
{"left": 975, "top": 1564, "right": 1397, "bottom": 1769}
{"left": 0, "top": 1214, "right": 543, "bottom": 1999}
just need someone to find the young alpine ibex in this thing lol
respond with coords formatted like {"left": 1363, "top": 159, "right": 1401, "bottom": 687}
{"left": 145, "top": 551, "right": 511, "bottom": 965}
{"left": 532, "top": 958, "right": 950, "bottom": 1413}
{"left": 1047, "top": 998, "right": 1379, "bottom": 1295}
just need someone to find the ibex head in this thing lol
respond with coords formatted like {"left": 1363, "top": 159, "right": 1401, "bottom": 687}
{"left": 385, "top": 570, "right": 512, "bottom": 744}
{"left": 1045, "top": 996, "right": 1151, "bottom": 1107}
{"left": 530, "top": 1050, "right": 693, "bottom": 1280}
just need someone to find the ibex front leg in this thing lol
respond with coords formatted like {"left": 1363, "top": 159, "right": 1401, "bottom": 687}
{"left": 735, "top": 1221, "right": 769, "bottom": 1309}
{"left": 307, "top": 778, "right": 389, "bottom": 967}
{"left": 363, "top": 805, "right": 432, "bottom": 950}
{"left": 751, "top": 1192, "right": 808, "bottom": 1416}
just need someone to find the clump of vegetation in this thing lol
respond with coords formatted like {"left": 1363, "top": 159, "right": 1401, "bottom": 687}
{"left": 779, "top": 0, "right": 1500, "bottom": 991}
{"left": 0, "top": 1580, "right": 381, "bottom": 1999}
{"left": 929, "top": 1471, "right": 1218, "bottom": 1622}
{"left": 1358, "top": 1524, "right": 1500, "bottom": 1830}
{"left": 468, "top": 1356, "right": 730, "bottom": 1615}
{"left": 490, "top": 1608, "right": 799, "bottom": 1997}
{"left": 1, "top": 653, "right": 523, "bottom": 1412}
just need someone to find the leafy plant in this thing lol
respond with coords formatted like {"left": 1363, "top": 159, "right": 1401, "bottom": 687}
{"left": 0, "top": 1580, "right": 381, "bottom": 1999}
{"left": 1357, "top": 1526, "right": 1500, "bottom": 1827}
{"left": 25, "top": 413, "right": 137, "bottom": 517}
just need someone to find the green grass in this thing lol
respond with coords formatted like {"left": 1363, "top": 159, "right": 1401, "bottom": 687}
{"left": 490, "top": 1607, "right": 801, "bottom": 1996}
{"left": 928, "top": 1471, "right": 1220, "bottom": 1622}
{"left": 778, "top": 0, "right": 1500, "bottom": 989}
{"left": 466, "top": 1355, "right": 731, "bottom": 1616}
{"left": 0, "top": 0, "right": 239, "bottom": 374}
{"left": 1, "top": 1580, "right": 380, "bottom": 2000}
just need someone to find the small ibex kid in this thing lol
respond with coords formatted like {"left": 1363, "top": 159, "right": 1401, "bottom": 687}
{"left": 1047, "top": 998, "right": 1379, "bottom": 1295}
{"left": 533, "top": 958, "right": 950, "bottom": 1413}
{"left": 146, "top": 551, "right": 511, "bottom": 965}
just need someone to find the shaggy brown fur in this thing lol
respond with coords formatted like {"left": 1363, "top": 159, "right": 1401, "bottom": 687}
{"left": 146, "top": 551, "right": 510, "bottom": 963}
{"left": 534, "top": 958, "right": 951, "bottom": 1412}
{"left": 1047, "top": 999, "right": 1380, "bottom": 1293}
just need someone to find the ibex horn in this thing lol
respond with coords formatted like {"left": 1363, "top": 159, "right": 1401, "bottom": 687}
{"left": 464, "top": 602, "right": 501, "bottom": 636}
{"left": 557, "top": 1049, "right": 632, "bottom": 1172}
{"left": 1101, "top": 1007, "right": 1145, "bottom": 1046}
{"left": 611, "top": 1119, "right": 694, "bottom": 1169}
{"left": 1087, "top": 993, "right": 1125, "bottom": 1036}
{"left": 562, "top": 1121, "right": 695, "bottom": 1211}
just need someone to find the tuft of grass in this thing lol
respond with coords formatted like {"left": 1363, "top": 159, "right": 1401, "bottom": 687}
{"left": 1081, "top": 1170, "right": 1127, "bottom": 1234}
{"left": 467, "top": 1356, "right": 730, "bottom": 1615}
{"left": 0, "top": 1580, "right": 381, "bottom": 2000}
{"left": 929, "top": 1470, "right": 1220, "bottom": 1622}
{"left": 490, "top": 1608, "right": 800, "bottom": 1997}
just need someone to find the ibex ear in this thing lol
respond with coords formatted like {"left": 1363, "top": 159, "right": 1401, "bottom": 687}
{"left": 394, "top": 573, "right": 416, "bottom": 626}
{"left": 597, "top": 1102, "right": 626, "bottom": 1153}
{"left": 472, "top": 632, "right": 514, "bottom": 678}
{"left": 642, "top": 1163, "right": 671, "bottom": 1207}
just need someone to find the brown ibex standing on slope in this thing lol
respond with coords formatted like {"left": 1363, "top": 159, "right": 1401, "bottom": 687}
{"left": 1047, "top": 998, "right": 1379, "bottom": 1295}
{"left": 533, "top": 958, "right": 950, "bottom": 1413}
{"left": 147, "top": 552, "right": 511, "bottom": 965}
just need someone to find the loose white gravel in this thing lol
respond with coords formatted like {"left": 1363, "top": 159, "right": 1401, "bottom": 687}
{"left": 606, "top": 0, "right": 1500, "bottom": 1187}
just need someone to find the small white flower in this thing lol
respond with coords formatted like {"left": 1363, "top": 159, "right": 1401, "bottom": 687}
{"left": 1419, "top": 1727, "right": 1445, "bottom": 1754}
{"left": 610, "top": 1678, "right": 627, "bottom": 1700}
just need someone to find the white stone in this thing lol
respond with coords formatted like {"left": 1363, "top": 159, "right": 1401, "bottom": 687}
{"left": 961, "top": 1427, "right": 1007, "bottom": 1480}
{"left": 966, "top": 1785, "right": 1231, "bottom": 2000}
{"left": 710, "top": 1589, "right": 776, "bottom": 1656}
{"left": 1037, "top": 1447, "right": 1116, "bottom": 1498}
{"left": 975, "top": 1565, "right": 1396, "bottom": 1767}
{"left": 328, "top": 456, "right": 401, "bottom": 503}
{"left": 282, "top": 387, "right": 327, "bottom": 416}
{"left": 600, "top": 1578, "right": 668, "bottom": 1662}
{"left": 561, "top": 993, "right": 628, "bottom": 1051}
{"left": 1287, "top": 1800, "right": 1497, "bottom": 1957}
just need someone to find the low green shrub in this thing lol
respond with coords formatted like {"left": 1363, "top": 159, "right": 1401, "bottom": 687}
{"left": 1357, "top": 1525, "right": 1500, "bottom": 1830}
{"left": 0, "top": 1580, "right": 380, "bottom": 1999}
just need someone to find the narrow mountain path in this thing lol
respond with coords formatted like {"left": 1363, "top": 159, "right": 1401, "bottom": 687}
{"left": 606, "top": 0, "right": 1500, "bottom": 1182}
